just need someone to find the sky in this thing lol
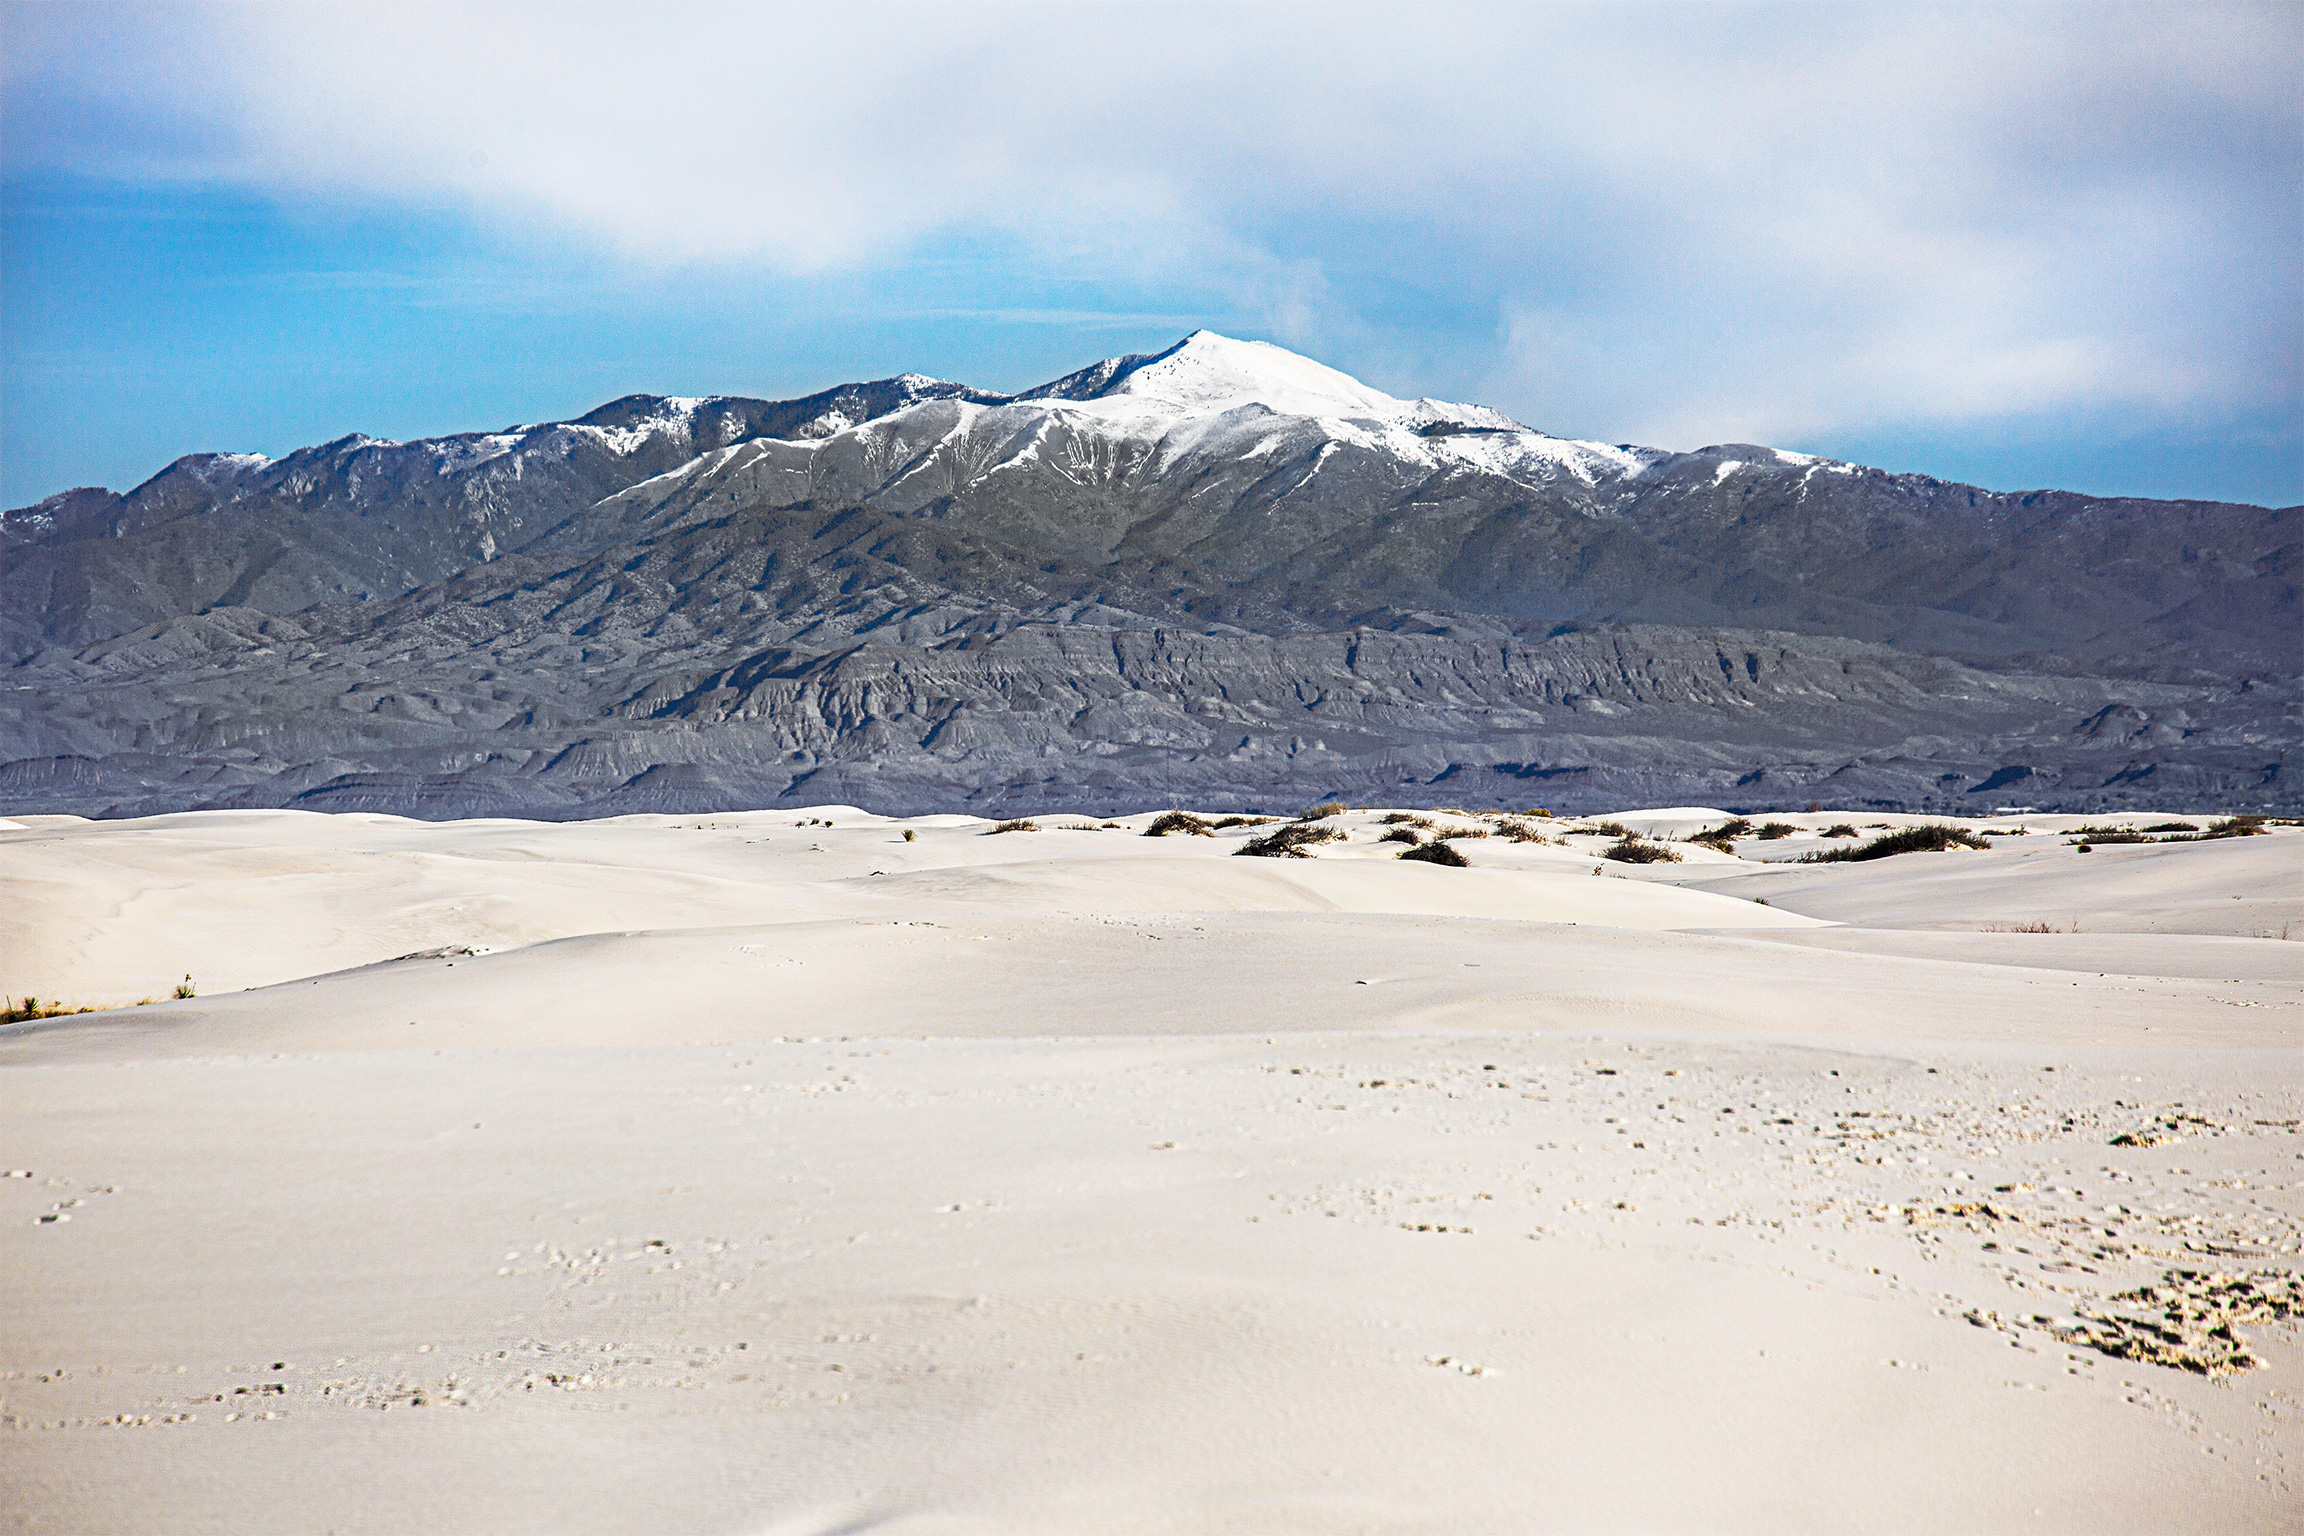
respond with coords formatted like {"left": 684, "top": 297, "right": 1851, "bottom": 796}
{"left": 3, "top": 1, "right": 2298, "bottom": 509}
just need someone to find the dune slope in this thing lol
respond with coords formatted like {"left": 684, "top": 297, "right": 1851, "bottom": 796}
{"left": 4, "top": 807, "right": 2299, "bottom": 1534}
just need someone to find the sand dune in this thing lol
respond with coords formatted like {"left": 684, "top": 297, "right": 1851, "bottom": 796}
{"left": 4, "top": 807, "right": 2300, "bottom": 1533}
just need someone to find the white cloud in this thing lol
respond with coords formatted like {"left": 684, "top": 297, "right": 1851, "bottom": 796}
{"left": 7, "top": 0, "right": 2296, "bottom": 444}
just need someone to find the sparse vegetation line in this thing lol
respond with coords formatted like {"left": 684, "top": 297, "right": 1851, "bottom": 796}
{"left": 1800, "top": 825, "right": 1990, "bottom": 862}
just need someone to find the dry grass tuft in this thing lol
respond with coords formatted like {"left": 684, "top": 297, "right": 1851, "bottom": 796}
{"left": 3, "top": 996, "right": 99, "bottom": 1025}
{"left": 1144, "top": 810, "right": 1215, "bottom": 838}
{"left": 1298, "top": 801, "right": 1349, "bottom": 821}
{"left": 1602, "top": 836, "right": 1682, "bottom": 865}
{"left": 986, "top": 819, "right": 1041, "bottom": 835}
{"left": 1398, "top": 840, "right": 1470, "bottom": 867}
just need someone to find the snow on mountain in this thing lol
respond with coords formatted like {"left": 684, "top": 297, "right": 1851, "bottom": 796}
{"left": 703, "top": 331, "right": 1665, "bottom": 503}
{"left": 1047, "top": 331, "right": 1406, "bottom": 418}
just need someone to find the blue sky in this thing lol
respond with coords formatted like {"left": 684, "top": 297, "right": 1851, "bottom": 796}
{"left": 5, "top": 1, "right": 2298, "bottom": 509}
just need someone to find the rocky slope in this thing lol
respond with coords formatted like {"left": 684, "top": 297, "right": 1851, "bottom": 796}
{"left": 3, "top": 333, "right": 2295, "bottom": 817}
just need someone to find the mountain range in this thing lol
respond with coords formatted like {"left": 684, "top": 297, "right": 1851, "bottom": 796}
{"left": 3, "top": 332, "right": 2295, "bottom": 818}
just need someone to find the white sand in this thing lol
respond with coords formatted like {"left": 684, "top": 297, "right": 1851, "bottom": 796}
{"left": 4, "top": 807, "right": 2300, "bottom": 1533}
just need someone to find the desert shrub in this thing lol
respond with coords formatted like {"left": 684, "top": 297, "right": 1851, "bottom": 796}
{"left": 2203, "top": 816, "right": 2269, "bottom": 838}
{"left": 1380, "top": 811, "right": 1423, "bottom": 825}
{"left": 1398, "top": 840, "right": 1469, "bottom": 867}
{"left": 1756, "top": 823, "right": 1797, "bottom": 840}
{"left": 1986, "top": 921, "right": 2062, "bottom": 933}
{"left": 2073, "top": 830, "right": 2149, "bottom": 844}
{"left": 1494, "top": 820, "right": 1549, "bottom": 844}
{"left": 1800, "top": 825, "right": 1989, "bottom": 863}
{"left": 1235, "top": 823, "right": 1347, "bottom": 858}
{"left": 172, "top": 974, "right": 196, "bottom": 1000}
{"left": 1587, "top": 821, "right": 1632, "bottom": 839}
{"left": 1524, "top": 808, "right": 1554, "bottom": 817}
{"left": 1447, "top": 825, "right": 1492, "bottom": 839}
{"left": 1299, "top": 801, "right": 1348, "bottom": 821}
{"left": 1603, "top": 837, "right": 1682, "bottom": 865}
{"left": 2140, "top": 822, "right": 2199, "bottom": 834}
{"left": 1822, "top": 824, "right": 1857, "bottom": 838}
{"left": 1379, "top": 826, "right": 1422, "bottom": 844}
{"left": 1210, "top": 815, "right": 1279, "bottom": 829}
{"left": 986, "top": 819, "right": 1041, "bottom": 835}
{"left": 902, "top": 829, "right": 917, "bottom": 842}
{"left": 1144, "top": 810, "right": 1214, "bottom": 838}
{"left": 1696, "top": 818, "right": 1754, "bottom": 843}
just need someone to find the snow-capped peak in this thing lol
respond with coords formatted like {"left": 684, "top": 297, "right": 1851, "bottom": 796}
{"left": 1022, "top": 331, "right": 1406, "bottom": 420}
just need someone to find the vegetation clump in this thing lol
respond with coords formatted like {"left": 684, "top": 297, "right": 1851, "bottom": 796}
{"left": 1603, "top": 836, "right": 1682, "bottom": 865}
{"left": 1298, "top": 801, "right": 1349, "bottom": 821}
{"left": 1755, "top": 822, "right": 1797, "bottom": 840}
{"left": 1210, "top": 815, "right": 1279, "bottom": 829}
{"left": 1695, "top": 818, "right": 1753, "bottom": 844}
{"left": 986, "top": 818, "right": 1041, "bottom": 835}
{"left": 1585, "top": 821, "right": 1633, "bottom": 839}
{"left": 1800, "top": 824, "right": 1989, "bottom": 862}
{"left": 2054, "top": 1268, "right": 2301, "bottom": 1376}
{"left": 2063, "top": 816, "right": 2265, "bottom": 846}
{"left": 1492, "top": 818, "right": 1549, "bottom": 843}
{"left": 1, "top": 981, "right": 184, "bottom": 1024}
{"left": 1144, "top": 810, "right": 1214, "bottom": 837}
{"left": 1821, "top": 824, "right": 1858, "bottom": 838}
{"left": 4, "top": 997, "right": 98, "bottom": 1025}
{"left": 1235, "top": 823, "right": 1347, "bottom": 858}
{"left": 2204, "top": 815, "right": 2270, "bottom": 838}
{"left": 1379, "top": 826, "right": 1422, "bottom": 844}
{"left": 1398, "top": 840, "right": 1470, "bottom": 867}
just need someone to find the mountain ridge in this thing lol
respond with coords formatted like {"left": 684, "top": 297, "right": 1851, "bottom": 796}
{"left": 4, "top": 333, "right": 2295, "bottom": 817}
